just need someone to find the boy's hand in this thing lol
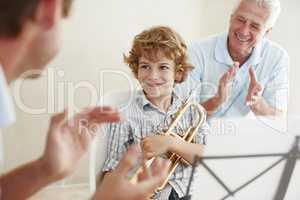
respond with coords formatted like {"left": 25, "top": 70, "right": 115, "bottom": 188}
{"left": 141, "top": 135, "right": 174, "bottom": 160}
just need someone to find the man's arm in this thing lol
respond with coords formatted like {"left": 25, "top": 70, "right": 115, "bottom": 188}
{"left": 0, "top": 107, "right": 120, "bottom": 200}
{"left": 0, "top": 158, "right": 58, "bottom": 200}
{"left": 201, "top": 95, "right": 223, "bottom": 116}
{"left": 248, "top": 97, "right": 283, "bottom": 116}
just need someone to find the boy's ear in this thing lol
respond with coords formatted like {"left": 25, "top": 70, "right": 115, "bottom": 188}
{"left": 175, "top": 68, "right": 184, "bottom": 83}
{"left": 34, "top": 0, "right": 60, "bottom": 29}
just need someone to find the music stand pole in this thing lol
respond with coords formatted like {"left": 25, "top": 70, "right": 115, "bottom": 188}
{"left": 273, "top": 136, "right": 300, "bottom": 200}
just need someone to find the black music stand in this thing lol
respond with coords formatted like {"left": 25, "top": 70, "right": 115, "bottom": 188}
{"left": 181, "top": 136, "right": 300, "bottom": 200}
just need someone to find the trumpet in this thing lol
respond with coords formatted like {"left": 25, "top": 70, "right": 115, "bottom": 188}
{"left": 130, "top": 94, "right": 207, "bottom": 191}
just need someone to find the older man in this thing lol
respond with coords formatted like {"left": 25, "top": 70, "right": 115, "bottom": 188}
{"left": 184, "top": 0, "right": 289, "bottom": 118}
{"left": 0, "top": 0, "right": 167, "bottom": 199}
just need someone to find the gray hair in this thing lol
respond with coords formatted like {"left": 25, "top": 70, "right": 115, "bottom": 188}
{"left": 232, "top": 0, "right": 281, "bottom": 28}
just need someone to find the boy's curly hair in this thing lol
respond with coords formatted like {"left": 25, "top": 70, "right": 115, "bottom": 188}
{"left": 124, "top": 26, "right": 194, "bottom": 83}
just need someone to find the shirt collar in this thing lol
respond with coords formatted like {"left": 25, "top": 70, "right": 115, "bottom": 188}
{"left": 0, "top": 64, "right": 16, "bottom": 128}
{"left": 214, "top": 32, "right": 263, "bottom": 67}
{"left": 136, "top": 89, "right": 182, "bottom": 113}
{"left": 136, "top": 90, "right": 151, "bottom": 109}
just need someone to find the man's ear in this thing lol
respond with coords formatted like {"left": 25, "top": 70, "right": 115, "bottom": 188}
{"left": 34, "top": 0, "right": 60, "bottom": 29}
{"left": 229, "top": 14, "right": 234, "bottom": 22}
{"left": 265, "top": 27, "right": 273, "bottom": 36}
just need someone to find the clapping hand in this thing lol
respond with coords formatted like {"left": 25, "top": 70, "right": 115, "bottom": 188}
{"left": 246, "top": 67, "right": 263, "bottom": 107}
{"left": 41, "top": 106, "right": 121, "bottom": 180}
{"left": 216, "top": 62, "right": 239, "bottom": 103}
{"left": 93, "top": 145, "right": 169, "bottom": 200}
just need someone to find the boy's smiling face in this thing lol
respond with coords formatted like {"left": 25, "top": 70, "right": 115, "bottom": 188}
{"left": 137, "top": 51, "right": 177, "bottom": 101}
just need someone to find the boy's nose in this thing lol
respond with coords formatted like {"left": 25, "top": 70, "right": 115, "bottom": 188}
{"left": 148, "top": 69, "right": 159, "bottom": 79}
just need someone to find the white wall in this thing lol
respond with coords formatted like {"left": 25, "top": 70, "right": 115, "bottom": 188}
{"left": 2, "top": 0, "right": 300, "bottom": 188}
{"left": 2, "top": 0, "right": 204, "bottom": 184}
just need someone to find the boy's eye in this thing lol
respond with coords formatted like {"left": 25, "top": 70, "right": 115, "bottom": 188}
{"left": 160, "top": 65, "right": 170, "bottom": 70}
{"left": 139, "top": 64, "right": 150, "bottom": 69}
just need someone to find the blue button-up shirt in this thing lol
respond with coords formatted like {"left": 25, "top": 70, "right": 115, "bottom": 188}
{"left": 180, "top": 33, "right": 289, "bottom": 118}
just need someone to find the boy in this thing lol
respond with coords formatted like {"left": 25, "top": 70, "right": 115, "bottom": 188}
{"left": 101, "top": 26, "right": 209, "bottom": 200}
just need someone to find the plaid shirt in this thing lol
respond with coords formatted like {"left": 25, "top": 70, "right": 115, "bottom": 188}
{"left": 102, "top": 90, "right": 209, "bottom": 199}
